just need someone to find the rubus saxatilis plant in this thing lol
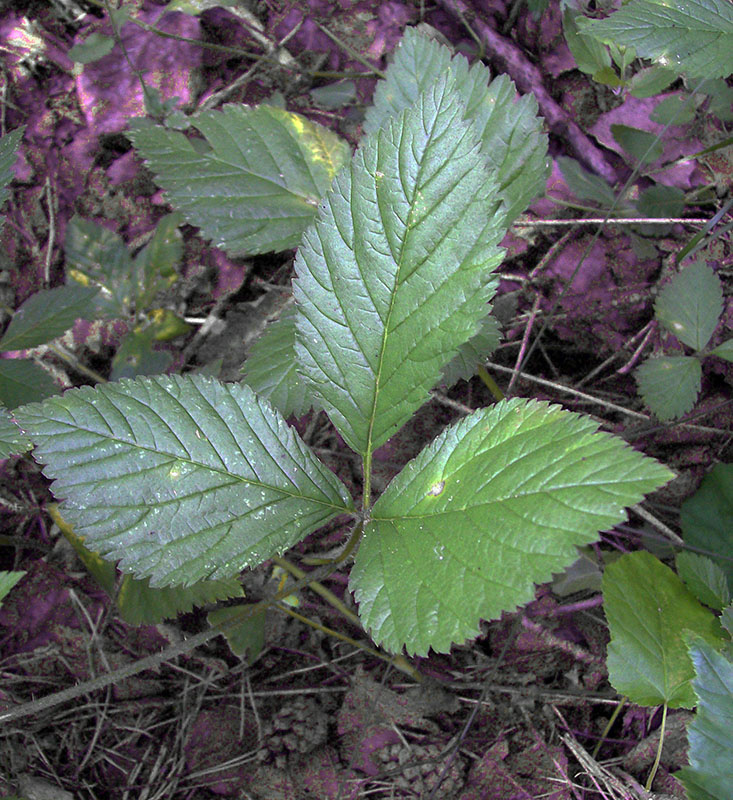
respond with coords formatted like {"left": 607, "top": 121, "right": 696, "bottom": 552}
{"left": 10, "top": 32, "right": 673, "bottom": 657}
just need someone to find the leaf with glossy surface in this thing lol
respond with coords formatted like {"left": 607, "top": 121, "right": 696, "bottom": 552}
{"left": 294, "top": 76, "right": 505, "bottom": 457}
{"left": 0, "top": 286, "right": 99, "bottom": 351}
{"left": 242, "top": 306, "right": 310, "bottom": 418}
{"left": 655, "top": 262, "right": 723, "bottom": 350}
{"left": 351, "top": 398, "right": 673, "bottom": 655}
{"left": 677, "top": 638, "right": 733, "bottom": 800}
{"left": 363, "top": 28, "right": 548, "bottom": 226}
{"left": 0, "top": 407, "right": 31, "bottom": 457}
{"left": 577, "top": 0, "right": 733, "bottom": 79}
{"left": 15, "top": 375, "right": 354, "bottom": 587}
{"left": 604, "top": 551, "right": 725, "bottom": 708}
{"left": 127, "top": 105, "right": 351, "bottom": 256}
{"left": 636, "top": 355, "right": 702, "bottom": 420}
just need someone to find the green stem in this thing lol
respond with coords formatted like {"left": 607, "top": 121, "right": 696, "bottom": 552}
{"left": 592, "top": 695, "right": 626, "bottom": 758}
{"left": 476, "top": 365, "right": 505, "bottom": 402}
{"left": 645, "top": 703, "right": 667, "bottom": 791}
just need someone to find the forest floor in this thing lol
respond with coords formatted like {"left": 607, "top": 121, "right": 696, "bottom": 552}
{"left": 0, "top": 1, "right": 731, "bottom": 798}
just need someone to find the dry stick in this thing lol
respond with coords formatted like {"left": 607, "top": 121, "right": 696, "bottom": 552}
{"left": 0, "top": 561, "right": 341, "bottom": 724}
{"left": 436, "top": 0, "right": 618, "bottom": 185}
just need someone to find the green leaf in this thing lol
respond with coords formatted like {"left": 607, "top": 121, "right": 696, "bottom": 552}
{"left": 65, "top": 215, "right": 135, "bottom": 318}
{"left": 242, "top": 307, "right": 311, "bottom": 418}
{"left": 629, "top": 65, "right": 678, "bottom": 98}
{"left": 294, "top": 76, "right": 505, "bottom": 457}
{"left": 116, "top": 573, "right": 243, "bottom": 625}
{"left": 363, "top": 27, "right": 548, "bottom": 227}
{"left": 0, "top": 127, "right": 24, "bottom": 214}
{"left": 310, "top": 81, "right": 357, "bottom": 110}
{"left": 132, "top": 212, "right": 183, "bottom": 309}
{"left": 67, "top": 33, "right": 115, "bottom": 64}
{"left": 677, "top": 551, "right": 731, "bottom": 611}
{"left": 702, "top": 79, "right": 733, "bottom": 122}
{"left": 655, "top": 261, "right": 723, "bottom": 350}
{"left": 0, "top": 286, "right": 99, "bottom": 351}
{"left": 677, "top": 638, "right": 733, "bottom": 799}
{"left": 556, "top": 156, "right": 618, "bottom": 209}
{"left": 681, "top": 464, "right": 733, "bottom": 594}
{"left": 0, "top": 406, "right": 31, "bottom": 457}
{"left": 351, "top": 398, "right": 673, "bottom": 655}
{"left": 636, "top": 184, "right": 685, "bottom": 219}
{"left": 440, "top": 313, "right": 501, "bottom": 386}
{"left": 0, "top": 571, "right": 25, "bottom": 606}
{"left": 604, "top": 551, "right": 725, "bottom": 708}
{"left": 577, "top": 0, "right": 733, "bottom": 79}
{"left": 563, "top": 9, "right": 612, "bottom": 76}
{"left": 650, "top": 94, "right": 696, "bottom": 125}
{"left": 110, "top": 326, "right": 173, "bottom": 380}
{"left": 610, "top": 123, "right": 664, "bottom": 164}
{"left": 15, "top": 375, "right": 354, "bottom": 587}
{"left": 208, "top": 604, "right": 266, "bottom": 663}
{"left": 127, "top": 105, "right": 351, "bottom": 256}
{"left": 0, "top": 359, "right": 58, "bottom": 408}
{"left": 710, "top": 339, "right": 733, "bottom": 362}
{"left": 636, "top": 355, "right": 702, "bottom": 420}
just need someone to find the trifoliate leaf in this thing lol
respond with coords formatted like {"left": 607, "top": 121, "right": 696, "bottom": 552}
{"left": 604, "top": 551, "right": 725, "bottom": 708}
{"left": 242, "top": 306, "right": 311, "bottom": 418}
{"left": 636, "top": 355, "right": 702, "bottom": 420}
{"left": 655, "top": 262, "right": 723, "bottom": 350}
{"left": 0, "top": 286, "right": 99, "bottom": 351}
{"left": 294, "top": 76, "right": 505, "bottom": 457}
{"left": 577, "top": 0, "right": 733, "bottom": 79}
{"left": 677, "top": 637, "right": 733, "bottom": 800}
{"left": 15, "top": 375, "right": 354, "bottom": 587}
{"left": 710, "top": 339, "right": 733, "bottom": 362}
{"left": 0, "top": 127, "right": 24, "bottom": 214}
{"left": 127, "top": 105, "right": 351, "bottom": 256}
{"left": 0, "top": 406, "right": 31, "bottom": 457}
{"left": 681, "top": 463, "right": 733, "bottom": 594}
{"left": 677, "top": 551, "right": 731, "bottom": 611}
{"left": 351, "top": 398, "right": 673, "bottom": 655}
{"left": 363, "top": 27, "right": 548, "bottom": 227}
{"left": 0, "top": 359, "right": 58, "bottom": 409}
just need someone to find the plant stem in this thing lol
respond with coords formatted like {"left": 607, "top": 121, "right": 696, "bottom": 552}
{"left": 592, "top": 696, "right": 626, "bottom": 758}
{"left": 476, "top": 365, "right": 505, "bottom": 402}
{"left": 645, "top": 703, "right": 668, "bottom": 791}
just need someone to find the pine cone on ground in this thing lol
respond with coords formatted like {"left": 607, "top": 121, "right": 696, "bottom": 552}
{"left": 374, "top": 741, "right": 466, "bottom": 797}
{"left": 257, "top": 695, "right": 329, "bottom": 768}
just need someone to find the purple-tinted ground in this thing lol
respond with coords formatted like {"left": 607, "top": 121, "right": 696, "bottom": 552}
{"left": 0, "top": 1, "right": 730, "bottom": 798}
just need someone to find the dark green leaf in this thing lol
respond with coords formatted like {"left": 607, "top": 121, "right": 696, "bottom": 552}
{"left": 610, "top": 124, "right": 664, "bottom": 164}
{"left": 15, "top": 375, "right": 354, "bottom": 587}
{"left": 208, "top": 604, "right": 266, "bottom": 663}
{"left": 0, "top": 127, "right": 24, "bottom": 214}
{"left": 557, "top": 156, "right": 618, "bottom": 209}
{"left": 710, "top": 339, "right": 733, "bottom": 362}
{"left": 67, "top": 33, "right": 115, "bottom": 64}
{"left": 629, "top": 65, "right": 678, "bottom": 98}
{"left": 0, "top": 286, "right": 99, "bottom": 351}
{"left": 636, "top": 184, "right": 685, "bottom": 219}
{"left": 563, "top": 9, "right": 612, "bottom": 76}
{"left": 352, "top": 398, "right": 673, "bottom": 655}
{"left": 0, "top": 407, "right": 31, "bottom": 457}
{"left": 310, "top": 81, "right": 357, "bottom": 110}
{"left": 127, "top": 105, "right": 351, "bottom": 256}
{"left": 677, "top": 551, "right": 730, "bottom": 610}
{"left": 0, "top": 359, "right": 58, "bottom": 408}
{"left": 677, "top": 637, "right": 733, "bottom": 799}
{"left": 294, "top": 75, "right": 505, "bottom": 456}
{"left": 577, "top": 0, "right": 733, "bottom": 79}
{"left": 681, "top": 463, "right": 733, "bottom": 594}
{"left": 650, "top": 94, "right": 696, "bottom": 125}
{"left": 636, "top": 355, "right": 702, "bottom": 420}
{"left": 655, "top": 261, "right": 723, "bottom": 350}
{"left": 440, "top": 313, "right": 501, "bottom": 386}
{"left": 604, "top": 551, "right": 725, "bottom": 707}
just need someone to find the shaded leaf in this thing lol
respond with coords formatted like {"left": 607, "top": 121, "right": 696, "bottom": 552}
{"left": 294, "top": 75, "right": 505, "bottom": 456}
{"left": 208, "top": 604, "right": 266, "bottom": 663}
{"left": 15, "top": 375, "right": 354, "bottom": 587}
{"left": 577, "top": 0, "right": 733, "bottom": 79}
{"left": 351, "top": 398, "right": 673, "bottom": 655}
{"left": 604, "top": 551, "right": 725, "bottom": 708}
{"left": 68, "top": 33, "right": 115, "bottom": 64}
{"left": 677, "top": 637, "right": 733, "bottom": 800}
{"left": 0, "top": 406, "right": 31, "bottom": 457}
{"left": 655, "top": 261, "right": 723, "bottom": 350}
{"left": 610, "top": 123, "right": 664, "bottom": 164}
{"left": 557, "top": 156, "right": 618, "bottom": 209}
{"left": 710, "top": 339, "right": 733, "bottom": 362}
{"left": 132, "top": 212, "right": 183, "bottom": 309}
{"left": 628, "top": 65, "right": 678, "bottom": 98}
{"left": 310, "top": 81, "right": 357, "bottom": 110}
{"left": 563, "top": 9, "right": 612, "bottom": 76}
{"left": 0, "top": 127, "right": 24, "bottom": 214}
{"left": 0, "top": 571, "right": 25, "bottom": 606}
{"left": 127, "top": 105, "right": 351, "bottom": 256}
{"left": 440, "top": 313, "right": 501, "bottom": 386}
{"left": 636, "top": 184, "right": 685, "bottom": 219}
{"left": 650, "top": 94, "right": 696, "bottom": 125}
{"left": 363, "top": 27, "right": 548, "bottom": 226}
{"left": 110, "top": 326, "right": 173, "bottom": 381}
{"left": 0, "top": 285, "right": 99, "bottom": 351}
{"left": 242, "top": 306, "right": 311, "bottom": 418}
{"left": 0, "top": 359, "right": 58, "bottom": 409}
{"left": 677, "top": 551, "right": 730, "bottom": 611}
{"left": 636, "top": 355, "right": 702, "bottom": 420}
{"left": 680, "top": 463, "right": 733, "bottom": 594}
